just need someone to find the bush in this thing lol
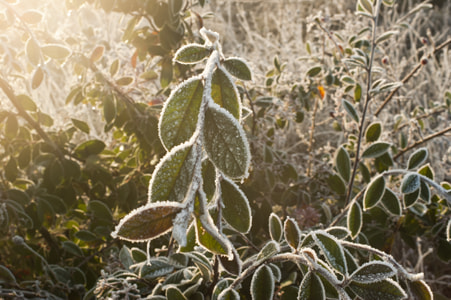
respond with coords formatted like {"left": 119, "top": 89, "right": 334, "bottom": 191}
{"left": 0, "top": 0, "right": 450, "bottom": 299}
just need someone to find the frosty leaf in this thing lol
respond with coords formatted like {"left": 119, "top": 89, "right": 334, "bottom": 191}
{"left": 350, "top": 261, "right": 396, "bottom": 283}
{"left": 313, "top": 231, "right": 348, "bottom": 275}
{"left": 166, "top": 286, "right": 187, "bottom": 300}
{"left": 348, "top": 200, "right": 362, "bottom": 239}
{"left": 174, "top": 44, "right": 211, "bottom": 64}
{"left": 325, "top": 226, "right": 350, "bottom": 240}
{"left": 188, "top": 252, "right": 213, "bottom": 281}
{"left": 211, "top": 67, "right": 241, "bottom": 119}
{"left": 284, "top": 217, "right": 301, "bottom": 250}
{"left": 41, "top": 44, "right": 71, "bottom": 60}
{"left": 403, "top": 188, "right": 420, "bottom": 208}
{"left": 269, "top": 213, "right": 283, "bottom": 242}
{"left": 202, "top": 159, "right": 216, "bottom": 201}
{"left": 342, "top": 99, "right": 359, "bottom": 123}
{"left": 408, "top": 280, "right": 433, "bottom": 300}
{"left": 218, "top": 288, "right": 240, "bottom": 300}
{"left": 0, "top": 264, "right": 16, "bottom": 284}
{"left": 219, "top": 247, "right": 242, "bottom": 275}
{"left": 257, "top": 240, "right": 280, "bottom": 261}
{"left": 148, "top": 141, "right": 197, "bottom": 203}
{"left": 401, "top": 173, "right": 420, "bottom": 194}
{"left": 381, "top": 188, "right": 402, "bottom": 216}
{"left": 364, "top": 175, "right": 386, "bottom": 210}
{"left": 407, "top": 148, "right": 428, "bottom": 170}
{"left": 212, "top": 279, "right": 233, "bottom": 300}
{"left": 419, "top": 181, "right": 430, "bottom": 203}
{"left": 111, "top": 202, "right": 182, "bottom": 242}
{"left": 349, "top": 278, "right": 407, "bottom": 300}
{"left": 140, "top": 258, "right": 175, "bottom": 279}
{"left": 204, "top": 104, "right": 250, "bottom": 179}
{"left": 447, "top": 219, "right": 451, "bottom": 242}
{"left": 159, "top": 77, "right": 204, "bottom": 150}
{"left": 250, "top": 265, "right": 274, "bottom": 300}
{"left": 335, "top": 146, "right": 351, "bottom": 182}
{"left": 359, "top": 0, "right": 374, "bottom": 14}
{"left": 418, "top": 164, "right": 434, "bottom": 180}
{"left": 365, "top": 122, "right": 382, "bottom": 142}
{"left": 362, "top": 142, "right": 391, "bottom": 159}
{"left": 223, "top": 57, "right": 252, "bottom": 81}
{"left": 298, "top": 271, "right": 325, "bottom": 300}
{"left": 220, "top": 177, "right": 252, "bottom": 233}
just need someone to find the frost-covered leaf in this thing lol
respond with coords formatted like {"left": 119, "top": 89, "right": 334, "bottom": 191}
{"left": 325, "top": 226, "right": 350, "bottom": 240}
{"left": 327, "top": 174, "right": 346, "bottom": 195}
{"left": 418, "top": 164, "right": 434, "bottom": 180}
{"left": 362, "top": 142, "right": 391, "bottom": 159}
{"left": 348, "top": 201, "right": 362, "bottom": 239}
{"left": 381, "top": 188, "right": 402, "bottom": 216}
{"left": 188, "top": 252, "right": 213, "bottom": 281}
{"left": 269, "top": 213, "right": 283, "bottom": 242}
{"left": 359, "top": 0, "right": 373, "bottom": 14}
{"left": 407, "top": 148, "right": 428, "bottom": 170}
{"left": 447, "top": 219, "right": 451, "bottom": 242}
{"left": 335, "top": 146, "right": 351, "bottom": 182}
{"left": 159, "top": 77, "right": 204, "bottom": 150}
{"left": 313, "top": 231, "right": 347, "bottom": 275}
{"left": 112, "top": 202, "right": 183, "bottom": 242}
{"left": 251, "top": 265, "right": 274, "bottom": 300}
{"left": 211, "top": 67, "right": 241, "bottom": 119}
{"left": 401, "top": 173, "right": 420, "bottom": 194}
{"left": 140, "top": 258, "right": 175, "bottom": 279}
{"left": 0, "top": 264, "right": 16, "bottom": 284}
{"left": 166, "top": 286, "right": 187, "bottom": 300}
{"left": 148, "top": 141, "right": 197, "bottom": 203}
{"left": 419, "top": 181, "right": 430, "bottom": 203}
{"left": 204, "top": 103, "right": 250, "bottom": 179}
{"left": 298, "top": 271, "right": 325, "bottom": 300}
{"left": 364, "top": 175, "right": 386, "bottom": 210}
{"left": 408, "top": 280, "right": 433, "bottom": 300}
{"left": 376, "top": 31, "right": 399, "bottom": 44}
{"left": 223, "top": 57, "right": 252, "bottom": 81}
{"left": 212, "top": 279, "right": 234, "bottom": 300}
{"left": 403, "top": 188, "right": 420, "bottom": 208}
{"left": 218, "top": 288, "right": 240, "bottom": 300}
{"left": 71, "top": 118, "right": 90, "bottom": 134}
{"left": 202, "top": 159, "right": 216, "bottom": 201}
{"left": 219, "top": 247, "right": 242, "bottom": 275}
{"left": 221, "top": 177, "right": 252, "bottom": 233}
{"left": 349, "top": 278, "right": 407, "bottom": 300}
{"left": 365, "top": 122, "right": 382, "bottom": 142}
{"left": 342, "top": 99, "right": 359, "bottom": 123}
{"left": 174, "top": 44, "right": 211, "bottom": 64}
{"left": 350, "top": 261, "right": 396, "bottom": 283}
{"left": 284, "top": 217, "right": 301, "bottom": 250}
{"left": 257, "top": 240, "right": 280, "bottom": 261}
{"left": 41, "top": 44, "right": 71, "bottom": 60}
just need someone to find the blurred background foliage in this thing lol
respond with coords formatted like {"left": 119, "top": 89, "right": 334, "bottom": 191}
{"left": 0, "top": 0, "right": 450, "bottom": 298}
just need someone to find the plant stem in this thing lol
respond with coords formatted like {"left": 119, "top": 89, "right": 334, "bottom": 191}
{"left": 344, "top": 0, "right": 382, "bottom": 205}
{"left": 306, "top": 95, "right": 320, "bottom": 177}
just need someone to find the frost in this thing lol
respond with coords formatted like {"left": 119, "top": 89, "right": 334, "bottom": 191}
{"left": 313, "top": 230, "right": 348, "bottom": 276}
{"left": 350, "top": 261, "right": 396, "bottom": 283}
{"left": 250, "top": 265, "right": 275, "bottom": 300}
{"left": 211, "top": 65, "right": 242, "bottom": 120}
{"left": 172, "top": 208, "right": 192, "bottom": 247}
{"left": 200, "top": 27, "right": 220, "bottom": 46}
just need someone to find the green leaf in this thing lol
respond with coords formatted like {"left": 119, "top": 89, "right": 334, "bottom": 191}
{"left": 362, "top": 142, "right": 391, "bottom": 159}
{"left": 195, "top": 217, "right": 230, "bottom": 257}
{"left": 403, "top": 188, "right": 420, "bottom": 208}
{"left": 327, "top": 174, "right": 346, "bottom": 195}
{"left": 204, "top": 104, "right": 250, "bottom": 179}
{"left": 74, "top": 140, "right": 105, "bottom": 159}
{"left": 298, "top": 271, "right": 325, "bottom": 300}
{"left": 174, "top": 44, "right": 211, "bottom": 64}
{"left": 364, "top": 175, "right": 386, "bottom": 210}
{"left": 342, "top": 99, "right": 359, "bottom": 123}
{"left": 350, "top": 261, "right": 396, "bottom": 283}
{"left": 219, "top": 247, "right": 242, "bottom": 276}
{"left": 269, "top": 213, "right": 283, "bottom": 242}
{"left": 223, "top": 58, "right": 252, "bottom": 81}
{"left": 349, "top": 279, "right": 407, "bottom": 300}
{"left": 307, "top": 66, "right": 322, "bottom": 77}
{"left": 220, "top": 177, "right": 252, "bottom": 233}
{"left": 16, "top": 95, "right": 37, "bottom": 111}
{"left": 211, "top": 67, "right": 241, "bottom": 119}
{"left": 381, "top": 188, "right": 402, "bottom": 216}
{"left": 313, "top": 231, "right": 347, "bottom": 275}
{"left": 202, "top": 159, "right": 216, "bottom": 201}
{"left": 376, "top": 31, "right": 399, "bottom": 44}
{"left": 62, "top": 241, "right": 83, "bottom": 257}
{"left": 418, "top": 164, "right": 434, "bottom": 180}
{"left": 408, "top": 280, "right": 433, "bottom": 300}
{"left": 112, "top": 202, "right": 183, "bottom": 242}
{"left": 419, "top": 181, "right": 430, "bottom": 203}
{"left": 359, "top": 162, "right": 371, "bottom": 183}
{"left": 365, "top": 122, "right": 382, "bottom": 142}
{"left": 159, "top": 77, "right": 204, "bottom": 150}
{"left": 75, "top": 230, "right": 98, "bottom": 242}
{"left": 348, "top": 201, "right": 362, "bottom": 239}
{"left": 41, "top": 44, "right": 71, "bottom": 59}
{"left": 7, "top": 189, "right": 30, "bottom": 205}
{"left": 116, "top": 76, "right": 134, "bottom": 86}
{"left": 257, "top": 240, "right": 280, "bottom": 261}
{"left": 0, "top": 264, "right": 16, "bottom": 284}
{"left": 140, "top": 258, "right": 174, "bottom": 279}
{"left": 160, "top": 56, "right": 173, "bottom": 88}
{"left": 5, "top": 158, "right": 18, "bottom": 182}
{"left": 354, "top": 83, "right": 362, "bottom": 102}
{"left": 359, "top": 0, "right": 373, "bottom": 14}
{"left": 148, "top": 142, "right": 197, "bottom": 203}
{"left": 103, "top": 95, "right": 116, "bottom": 124}
{"left": 335, "top": 146, "right": 351, "bottom": 182}
{"left": 71, "top": 118, "right": 90, "bottom": 134}
{"left": 284, "top": 217, "right": 301, "bottom": 250}
{"left": 401, "top": 173, "right": 420, "bottom": 194}
{"left": 212, "top": 279, "right": 234, "bottom": 300}
{"left": 166, "top": 287, "right": 188, "bottom": 300}
{"left": 87, "top": 200, "right": 113, "bottom": 221}
{"left": 251, "top": 265, "right": 275, "bottom": 300}
{"left": 5, "top": 115, "right": 18, "bottom": 139}
{"left": 407, "top": 148, "right": 428, "bottom": 170}
{"left": 218, "top": 288, "right": 240, "bottom": 300}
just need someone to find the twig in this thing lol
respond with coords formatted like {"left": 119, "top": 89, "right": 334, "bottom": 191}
{"left": 306, "top": 95, "right": 320, "bottom": 177}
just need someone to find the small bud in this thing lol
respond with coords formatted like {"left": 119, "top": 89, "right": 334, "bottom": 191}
{"left": 421, "top": 37, "right": 428, "bottom": 45}
{"left": 381, "top": 56, "right": 389, "bottom": 65}
{"left": 12, "top": 235, "right": 25, "bottom": 245}
{"left": 420, "top": 57, "right": 428, "bottom": 65}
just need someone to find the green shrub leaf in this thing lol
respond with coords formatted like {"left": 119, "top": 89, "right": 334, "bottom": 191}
{"left": 159, "top": 77, "right": 204, "bottom": 150}
{"left": 348, "top": 201, "right": 363, "bottom": 239}
{"left": 408, "top": 280, "right": 433, "bottom": 300}
{"left": 88, "top": 200, "right": 113, "bottom": 221}
{"left": 447, "top": 219, "right": 451, "bottom": 242}
{"left": 257, "top": 240, "right": 280, "bottom": 261}
{"left": 148, "top": 142, "right": 197, "bottom": 203}
{"left": 350, "top": 261, "right": 396, "bottom": 283}
{"left": 218, "top": 288, "right": 240, "bottom": 300}
{"left": 342, "top": 98, "right": 359, "bottom": 123}
{"left": 418, "top": 164, "right": 434, "bottom": 180}
{"left": 381, "top": 188, "right": 402, "bottom": 216}
{"left": 365, "top": 122, "right": 382, "bottom": 142}
{"left": 362, "top": 142, "right": 391, "bottom": 159}
{"left": 219, "top": 247, "right": 242, "bottom": 276}
{"left": 403, "top": 188, "right": 420, "bottom": 208}
{"left": 174, "top": 44, "right": 211, "bottom": 64}
{"left": 16, "top": 95, "right": 37, "bottom": 111}
{"left": 112, "top": 202, "right": 183, "bottom": 242}
{"left": 349, "top": 278, "right": 407, "bottom": 300}
{"left": 251, "top": 265, "right": 275, "bottom": 300}
{"left": 335, "top": 146, "right": 351, "bottom": 182}
{"left": 211, "top": 67, "right": 241, "bottom": 119}
{"left": 313, "top": 231, "right": 347, "bottom": 275}
{"left": 74, "top": 140, "right": 105, "bottom": 159}
{"left": 0, "top": 264, "right": 17, "bottom": 284}
{"left": 223, "top": 57, "right": 252, "bottom": 81}
{"left": 407, "top": 148, "right": 428, "bottom": 170}
{"left": 364, "top": 175, "right": 386, "bottom": 210}
{"left": 298, "top": 271, "right": 325, "bottom": 300}
{"left": 212, "top": 279, "right": 233, "bottom": 300}
{"left": 401, "top": 173, "right": 420, "bottom": 194}
{"left": 220, "top": 177, "right": 252, "bottom": 233}
{"left": 284, "top": 217, "right": 301, "bottom": 250}
{"left": 327, "top": 174, "right": 346, "bottom": 195}
{"left": 166, "top": 286, "right": 188, "bottom": 300}
{"left": 204, "top": 104, "right": 250, "bottom": 179}
{"left": 269, "top": 213, "right": 283, "bottom": 242}
{"left": 71, "top": 118, "right": 90, "bottom": 134}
